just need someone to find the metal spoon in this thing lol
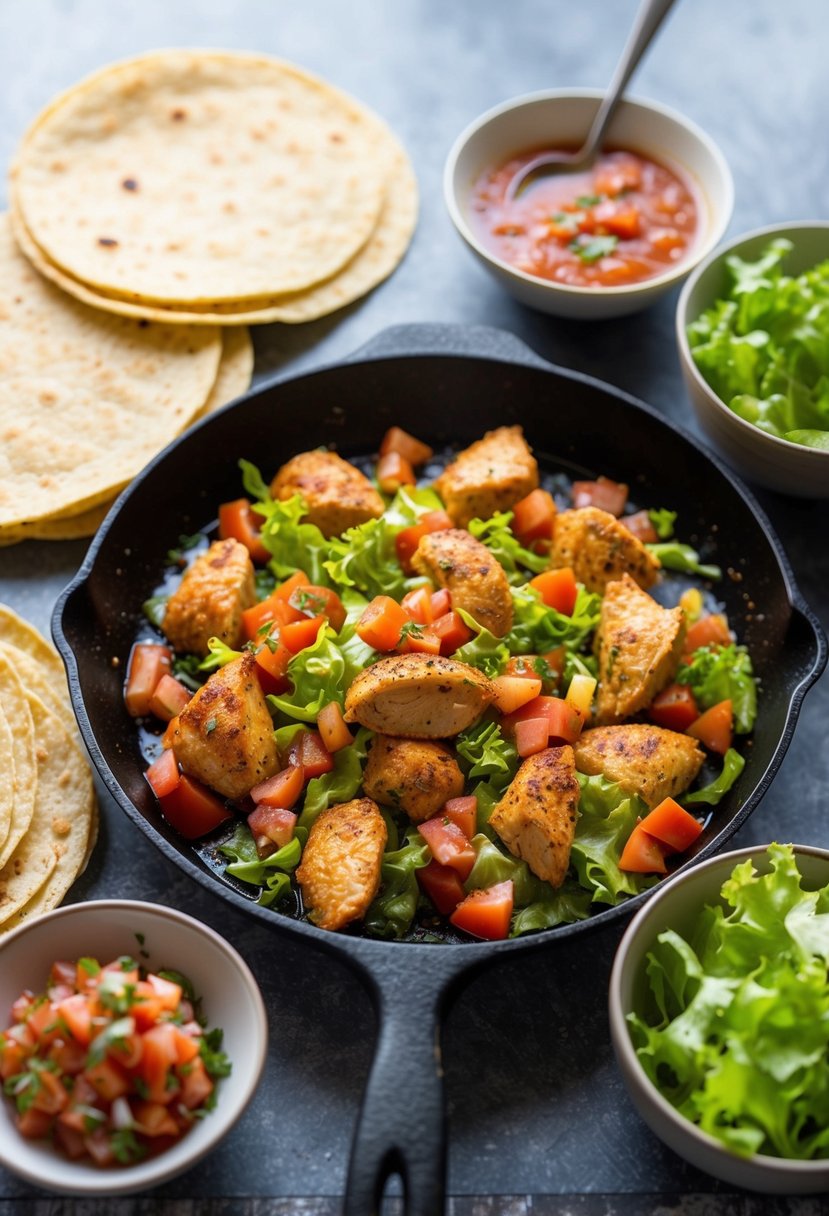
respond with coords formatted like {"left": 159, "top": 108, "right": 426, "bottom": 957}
{"left": 506, "top": 0, "right": 678, "bottom": 199}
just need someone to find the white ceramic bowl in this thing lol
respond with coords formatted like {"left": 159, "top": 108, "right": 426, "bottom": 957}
{"left": 676, "top": 221, "right": 829, "bottom": 497}
{"left": 609, "top": 844, "right": 829, "bottom": 1193}
{"left": 444, "top": 89, "right": 733, "bottom": 319}
{"left": 0, "top": 900, "right": 267, "bottom": 1195}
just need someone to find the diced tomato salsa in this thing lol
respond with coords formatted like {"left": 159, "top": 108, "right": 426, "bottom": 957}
{"left": 0, "top": 956, "right": 230, "bottom": 1167}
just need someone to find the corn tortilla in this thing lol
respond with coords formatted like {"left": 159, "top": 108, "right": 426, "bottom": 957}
{"left": 0, "top": 656, "right": 37, "bottom": 871}
{"left": 13, "top": 50, "right": 387, "bottom": 304}
{"left": 0, "top": 212, "right": 222, "bottom": 528}
{"left": 0, "top": 706, "right": 13, "bottom": 859}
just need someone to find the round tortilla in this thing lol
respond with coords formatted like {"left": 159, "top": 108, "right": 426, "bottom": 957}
{"left": 0, "top": 641, "right": 75, "bottom": 734}
{"left": 0, "top": 212, "right": 222, "bottom": 528}
{"left": 0, "top": 603, "right": 65, "bottom": 679}
{"left": 13, "top": 50, "right": 387, "bottom": 304}
{"left": 195, "top": 326, "right": 254, "bottom": 417}
{"left": 0, "top": 694, "right": 95, "bottom": 930}
{"left": 0, "top": 656, "right": 37, "bottom": 871}
{"left": 8, "top": 117, "right": 417, "bottom": 326}
{"left": 0, "top": 707, "right": 13, "bottom": 860}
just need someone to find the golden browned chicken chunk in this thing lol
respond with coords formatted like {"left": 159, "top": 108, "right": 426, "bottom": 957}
{"left": 296, "top": 797, "right": 387, "bottom": 932}
{"left": 489, "top": 746, "right": 580, "bottom": 888}
{"left": 434, "top": 425, "right": 538, "bottom": 528}
{"left": 411, "top": 528, "right": 513, "bottom": 637}
{"left": 344, "top": 653, "right": 494, "bottom": 738}
{"left": 167, "top": 653, "right": 279, "bottom": 800}
{"left": 550, "top": 507, "right": 660, "bottom": 594}
{"left": 363, "top": 735, "right": 464, "bottom": 822}
{"left": 162, "top": 538, "right": 255, "bottom": 657}
{"left": 270, "top": 449, "right": 384, "bottom": 539}
{"left": 595, "top": 574, "right": 686, "bottom": 725}
{"left": 575, "top": 724, "right": 704, "bottom": 809}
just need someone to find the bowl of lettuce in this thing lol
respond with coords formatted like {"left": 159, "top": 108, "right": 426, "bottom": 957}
{"left": 676, "top": 222, "right": 829, "bottom": 497}
{"left": 609, "top": 842, "right": 829, "bottom": 1192}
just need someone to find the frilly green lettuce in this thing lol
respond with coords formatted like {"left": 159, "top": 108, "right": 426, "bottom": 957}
{"left": 677, "top": 643, "right": 758, "bottom": 733}
{"left": 467, "top": 511, "right": 549, "bottom": 583}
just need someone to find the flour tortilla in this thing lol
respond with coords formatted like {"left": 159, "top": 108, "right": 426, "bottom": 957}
{"left": 0, "top": 694, "right": 94, "bottom": 929}
{"left": 9, "top": 113, "right": 417, "bottom": 326}
{"left": 13, "top": 50, "right": 387, "bottom": 304}
{"left": 0, "top": 641, "right": 75, "bottom": 735}
{"left": 0, "top": 657, "right": 37, "bottom": 871}
{"left": 0, "top": 325, "right": 251, "bottom": 544}
{"left": 0, "top": 707, "right": 13, "bottom": 859}
{"left": 0, "top": 213, "right": 221, "bottom": 528}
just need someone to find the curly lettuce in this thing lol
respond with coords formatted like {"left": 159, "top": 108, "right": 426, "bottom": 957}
{"left": 677, "top": 643, "right": 758, "bottom": 733}
{"left": 467, "top": 511, "right": 549, "bottom": 583}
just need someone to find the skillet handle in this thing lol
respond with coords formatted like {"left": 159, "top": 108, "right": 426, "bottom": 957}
{"left": 344, "top": 321, "right": 553, "bottom": 371}
{"left": 344, "top": 946, "right": 467, "bottom": 1216}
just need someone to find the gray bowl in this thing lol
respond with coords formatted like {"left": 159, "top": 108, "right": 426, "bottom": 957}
{"left": 609, "top": 843, "right": 829, "bottom": 1193}
{"left": 676, "top": 221, "right": 829, "bottom": 497}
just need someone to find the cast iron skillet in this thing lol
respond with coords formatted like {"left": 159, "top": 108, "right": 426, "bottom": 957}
{"left": 54, "top": 324, "right": 826, "bottom": 1215}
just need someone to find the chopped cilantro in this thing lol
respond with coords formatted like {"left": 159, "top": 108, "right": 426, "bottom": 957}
{"left": 569, "top": 234, "right": 619, "bottom": 263}
{"left": 200, "top": 1027, "right": 232, "bottom": 1080}
{"left": 111, "top": 1128, "right": 146, "bottom": 1165}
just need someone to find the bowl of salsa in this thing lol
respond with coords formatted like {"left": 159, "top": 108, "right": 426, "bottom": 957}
{"left": 444, "top": 90, "right": 733, "bottom": 319}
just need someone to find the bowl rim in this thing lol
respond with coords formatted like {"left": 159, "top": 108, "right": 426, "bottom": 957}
{"left": 675, "top": 219, "right": 829, "bottom": 461}
{"left": 608, "top": 841, "right": 829, "bottom": 1176}
{"left": 0, "top": 898, "right": 268, "bottom": 1195}
{"left": 443, "top": 86, "right": 735, "bottom": 298}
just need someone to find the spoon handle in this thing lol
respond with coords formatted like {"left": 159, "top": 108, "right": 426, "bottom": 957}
{"left": 583, "top": 0, "right": 678, "bottom": 157}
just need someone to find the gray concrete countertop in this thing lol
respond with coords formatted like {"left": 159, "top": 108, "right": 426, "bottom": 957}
{"left": 1, "top": 1, "right": 828, "bottom": 1212}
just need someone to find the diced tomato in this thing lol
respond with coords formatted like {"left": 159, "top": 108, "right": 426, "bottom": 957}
{"left": 26, "top": 1000, "right": 65, "bottom": 1046}
{"left": 145, "top": 748, "right": 181, "bottom": 800}
{"left": 686, "top": 699, "right": 734, "bottom": 755}
{"left": 514, "top": 716, "right": 550, "bottom": 758}
{"left": 218, "top": 497, "right": 270, "bottom": 564}
{"left": 356, "top": 595, "right": 410, "bottom": 651}
{"left": 287, "top": 730, "right": 335, "bottom": 779}
{"left": 502, "top": 695, "right": 583, "bottom": 746}
{"left": 400, "top": 625, "right": 442, "bottom": 655}
{"left": 683, "top": 613, "right": 732, "bottom": 655}
{"left": 83, "top": 1128, "right": 116, "bottom": 1166}
{"left": 401, "top": 585, "right": 435, "bottom": 624}
{"left": 124, "top": 643, "right": 172, "bottom": 717}
{"left": 56, "top": 993, "right": 93, "bottom": 1047}
{"left": 596, "top": 203, "right": 641, "bottom": 240}
{"left": 132, "top": 1099, "right": 180, "bottom": 1137}
{"left": 417, "top": 860, "right": 466, "bottom": 915}
{"left": 541, "top": 647, "right": 566, "bottom": 679}
{"left": 450, "top": 881, "right": 514, "bottom": 941}
{"left": 147, "top": 973, "right": 182, "bottom": 1012}
{"left": 317, "top": 702, "right": 353, "bottom": 752}
{"left": 30, "top": 1067, "right": 69, "bottom": 1114}
{"left": 571, "top": 476, "right": 629, "bottom": 516}
{"left": 530, "top": 568, "right": 578, "bottom": 616}
{"left": 108, "top": 1031, "right": 143, "bottom": 1070}
{"left": 289, "top": 584, "right": 346, "bottom": 634}
{"left": 157, "top": 773, "right": 232, "bottom": 840}
{"left": 172, "top": 1027, "right": 201, "bottom": 1066}
{"left": 86, "top": 1058, "right": 130, "bottom": 1103}
{"left": 511, "top": 488, "right": 557, "bottom": 547}
{"left": 48, "top": 1037, "right": 88, "bottom": 1076}
{"left": 17, "top": 1107, "right": 55, "bottom": 1139}
{"left": 281, "top": 616, "right": 325, "bottom": 655}
{"left": 430, "top": 588, "right": 452, "bottom": 618}
{"left": 379, "top": 426, "right": 434, "bottom": 467}
{"left": 619, "top": 823, "right": 668, "bottom": 874}
{"left": 178, "top": 1056, "right": 214, "bottom": 1110}
{"left": 394, "top": 510, "right": 454, "bottom": 573}
{"left": 377, "top": 450, "right": 416, "bottom": 494}
{"left": 443, "top": 795, "right": 477, "bottom": 839}
{"left": 242, "top": 592, "right": 300, "bottom": 642}
{"left": 492, "top": 674, "right": 543, "bottom": 716}
{"left": 249, "top": 805, "right": 297, "bottom": 855}
{"left": 253, "top": 638, "right": 292, "bottom": 694}
{"left": 623, "top": 509, "right": 658, "bottom": 543}
{"left": 148, "top": 673, "right": 191, "bottom": 723}
{"left": 140, "top": 1023, "right": 180, "bottom": 1103}
{"left": 250, "top": 764, "right": 305, "bottom": 808}
{"left": 649, "top": 683, "right": 700, "bottom": 732}
{"left": 594, "top": 158, "right": 642, "bottom": 197}
{"left": 639, "top": 798, "right": 703, "bottom": 854}
{"left": 54, "top": 1121, "right": 87, "bottom": 1159}
{"left": 418, "top": 817, "right": 476, "bottom": 881}
{"left": 504, "top": 655, "right": 540, "bottom": 680}
{"left": 130, "top": 981, "right": 164, "bottom": 1031}
{"left": 273, "top": 569, "right": 311, "bottom": 604}
{"left": 0, "top": 1036, "right": 26, "bottom": 1081}
{"left": 430, "top": 610, "right": 473, "bottom": 656}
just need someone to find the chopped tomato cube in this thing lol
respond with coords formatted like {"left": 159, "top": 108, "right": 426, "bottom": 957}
{"left": 281, "top": 616, "right": 325, "bottom": 654}
{"left": 502, "top": 695, "right": 583, "bottom": 746}
{"left": 253, "top": 637, "right": 292, "bottom": 694}
{"left": 132, "top": 1100, "right": 180, "bottom": 1137}
{"left": 379, "top": 426, "right": 434, "bottom": 467}
{"left": 17, "top": 1107, "right": 55, "bottom": 1139}
{"left": 377, "top": 450, "right": 416, "bottom": 494}
{"left": 571, "top": 476, "right": 629, "bottom": 516}
{"left": 145, "top": 748, "right": 181, "bottom": 800}
{"left": 430, "top": 610, "right": 473, "bottom": 656}
{"left": 124, "top": 643, "right": 172, "bottom": 717}
{"left": 511, "top": 488, "right": 556, "bottom": 546}
{"left": 248, "top": 804, "right": 298, "bottom": 854}
{"left": 83, "top": 1128, "right": 116, "bottom": 1166}
{"left": 443, "top": 796, "right": 477, "bottom": 839}
{"left": 218, "top": 497, "right": 270, "bottom": 564}
{"left": 55, "top": 993, "right": 93, "bottom": 1047}
{"left": 417, "top": 860, "right": 466, "bottom": 915}
{"left": 401, "top": 585, "right": 435, "bottom": 624}
{"left": 148, "top": 673, "right": 191, "bottom": 722}
{"left": 619, "top": 823, "right": 668, "bottom": 873}
{"left": 623, "top": 509, "right": 658, "bottom": 543}
{"left": 147, "top": 973, "right": 183, "bottom": 1011}
{"left": 316, "top": 702, "right": 353, "bottom": 752}
{"left": 287, "top": 730, "right": 334, "bottom": 779}
{"left": 289, "top": 584, "right": 346, "bottom": 634}
{"left": 430, "top": 588, "right": 452, "bottom": 618}
{"left": 639, "top": 798, "right": 703, "bottom": 854}
{"left": 491, "top": 674, "right": 543, "bottom": 716}
{"left": 683, "top": 613, "right": 731, "bottom": 655}
{"left": 686, "top": 699, "right": 734, "bottom": 755}
{"left": 250, "top": 764, "right": 305, "bottom": 808}
{"left": 400, "top": 625, "right": 442, "bottom": 655}
{"left": 172, "top": 1027, "right": 201, "bottom": 1066}
{"left": 140, "top": 1023, "right": 180, "bottom": 1102}
{"left": 31, "top": 1067, "right": 69, "bottom": 1115}
{"left": 529, "top": 568, "right": 578, "bottom": 616}
{"left": 649, "top": 683, "right": 700, "bottom": 732}
{"left": 418, "top": 817, "right": 476, "bottom": 880}
{"left": 514, "top": 716, "right": 550, "bottom": 757}
{"left": 178, "top": 1056, "right": 214, "bottom": 1110}
{"left": 0, "top": 1036, "right": 26, "bottom": 1081}
{"left": 394, "top": 510, "right": 453, "bottom": 573}
{"left": 356, "top": 596, "right": 410, "bottom": 651}
{"left": 157, "top": 773, "right": 232, "bottom": 840}
{"left": 242, "top": 593, "right": 300, "bottom": 642}
{"left": 450, "top": 881, "right": 514, "bottom": 940}
{"left": 85, "top": 1058, "right": 130, "bottom": 1103}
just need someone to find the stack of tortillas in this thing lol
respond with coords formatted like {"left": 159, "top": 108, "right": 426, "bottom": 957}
{"left": 0, "top": 604, "right": 98, "bottom": 933}
{"left": 1, "top": 49, "right": 416, "bottom": 544}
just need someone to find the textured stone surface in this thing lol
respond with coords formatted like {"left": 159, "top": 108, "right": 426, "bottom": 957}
{"left": 0, "top": 1, "right": 827, "bottom": 1212}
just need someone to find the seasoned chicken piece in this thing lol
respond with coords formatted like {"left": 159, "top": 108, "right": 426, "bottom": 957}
{"left": 434, "top": 426, "right": 538, "bottom": 528}
{"left": 363, "top": 735, "right": 464, "bottom": 822}
{"left": 344, "top": 653, "right": 494, "bottom": 738}
{"left": 168, "top": 653, "right": 279, "bottom": 800}
{"left": 162, "top": 538, "right": 255, "bottom": 657}
{"left": 595, "top": 574, "right": 687, "bottom": 725}
{"left": 411, "top": 528, "right": 513, "bottom": 637}
{"left": 575, "top": 724, "right": 704, "bottom": 809}
{"left": 489, "top": 746, "right": 580, "bottom": 888}
{"left": 270, "top": 449, "right": 384, "bottom": 539}
{"left": 296, "top": 798, "right": 387, "bottom": 932}
{"left": 550, "top": 507, "right": 660, "bottom": 594}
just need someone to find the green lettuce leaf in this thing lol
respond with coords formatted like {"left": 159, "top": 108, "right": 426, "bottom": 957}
{"left": 364, "top": 824, "right": 431, "bottom": 940}
{"left": 219, "top": 823, "right": 304, "bottom": 909}
{"left": 467, "top": 511, "right": 549, "bottom": 583}
{"left": 239, "top": 462, "right": 332, "bottom": 583}
{"left": 453, "top": 611, "right": 510, "bottom": 677}
{"left": 298, "top": 728, "right": 371, "bottom": 830}
{"left": 676, "top": 643, "right": 758, "bottom": 733}
{"left": 505, "top": 583, "right": 601, "bottom": 656}
{"left": 571, "top": 772, "right": 656, "bottom": 905}
{"left": 648, "top": 508, "right": 677, "bottom": 540}
{"left": 455, "top": 720, "right": 518, "bottom": 791}
{"left": 646, "top": 542, "right": 721, "bottom": 581}
{"left": 683, "top": 747, "right": 745, "bottom": 805}
{"left": 267, "top": 622, "right": 373, "bottom": 723}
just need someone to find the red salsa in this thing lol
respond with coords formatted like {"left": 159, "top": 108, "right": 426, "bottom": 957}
{"left": 469, "top": 148, "right": 699, "bottom": 288}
